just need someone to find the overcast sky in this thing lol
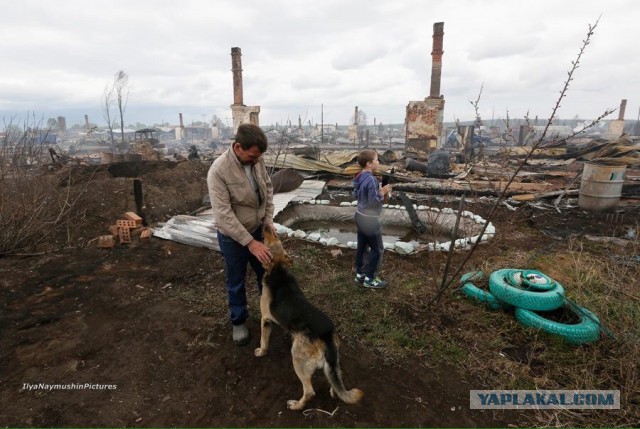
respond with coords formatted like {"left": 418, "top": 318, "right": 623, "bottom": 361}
{"left": 1, "top": 0, "right": 638, "bottom": 129}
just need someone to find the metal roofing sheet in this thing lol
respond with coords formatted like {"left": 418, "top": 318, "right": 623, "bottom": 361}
{"left": 263, "top": 153, "right": 345, "bottom": 174}
{"left": 152, "top": 180, "right": 326, "bottom": 251}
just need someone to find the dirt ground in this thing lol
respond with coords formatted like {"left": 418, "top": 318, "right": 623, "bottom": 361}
{"left": 1, "top": 160, "right": 638, "bottom": 427}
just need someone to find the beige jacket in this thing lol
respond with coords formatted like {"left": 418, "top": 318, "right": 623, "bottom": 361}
{"left": 207, "top": 147, "right": 274, "bottom": 246}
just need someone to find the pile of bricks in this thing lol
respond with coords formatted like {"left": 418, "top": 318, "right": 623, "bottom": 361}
{"left": 96, "top": 212, "right": 151, "bottom": 248}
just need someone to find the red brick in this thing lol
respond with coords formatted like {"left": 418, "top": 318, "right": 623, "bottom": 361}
{"left": 97, "top": 235, "right": 116, "bottom": 248}
{"left": 124, "top": 212, "right": 143, "bottom": 227}
{"left": 116, "top": 219, "right": 137, "bottom": 229}
{"left": 118, "top": 227, "right": 132, "bottom": 244}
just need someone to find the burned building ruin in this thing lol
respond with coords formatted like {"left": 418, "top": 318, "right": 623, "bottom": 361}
{"left": 405, "top": 22, "right": 445, "bottom": 152}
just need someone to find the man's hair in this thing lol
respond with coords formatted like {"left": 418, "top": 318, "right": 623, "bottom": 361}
{"left": 235, "top": 123, "right": 268, "bottom": 153}
{"left": 357, "top": 149, "right": 377, "bottom": 168}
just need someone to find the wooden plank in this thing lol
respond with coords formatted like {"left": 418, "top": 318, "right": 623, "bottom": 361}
{"left": 511, "top": 194, "right": 536, "bottom": 202}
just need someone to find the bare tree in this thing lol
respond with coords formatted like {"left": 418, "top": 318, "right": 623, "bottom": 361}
{"left": 263, "top": 121, "right": 304, "bottom": 176}
{"left": 46, "top": 117, "right": 58, "bottom": 129}
{"left": 112, "top": 70, "right": 131, "bottom": 151}
{"left": 0, "top": 115, "right": 89, "bottom": 256}
{"left": 432, "top": 18, "right": 612, "bottom": 304}
{"left": 101, "top": 83, "right": 116, "bottom": 149}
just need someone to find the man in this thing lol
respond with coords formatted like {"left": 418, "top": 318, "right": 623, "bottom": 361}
{"left": 207, "top": 123, "right": 274, "bottom": 346}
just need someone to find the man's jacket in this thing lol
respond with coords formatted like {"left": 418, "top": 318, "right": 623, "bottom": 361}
{"left": 207, "top": 147, "right": 274, "bottom": 246}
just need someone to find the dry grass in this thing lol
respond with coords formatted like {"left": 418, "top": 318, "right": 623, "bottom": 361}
{"left": 0, "top": 130, "right": 89, "bottom": 256}
{"left": 449, "top": 233, "right": 640, "bottom": 427}
{"left": 299, "top": 230, "right": 638, "bottom": 427}
{"left": 166, "top": 214, "right": 639, "bottom": 428}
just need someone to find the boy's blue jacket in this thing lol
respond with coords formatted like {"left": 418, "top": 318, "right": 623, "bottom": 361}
{"left": 353, "top": 171, "right": 383, "bottom": 216}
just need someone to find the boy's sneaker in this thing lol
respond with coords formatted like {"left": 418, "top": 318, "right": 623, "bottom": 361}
{"left": 355, "top": 273, "right": 365, "bottom": 284}
{"left": 363, "top": 276, "right": 387, "bottom": 289}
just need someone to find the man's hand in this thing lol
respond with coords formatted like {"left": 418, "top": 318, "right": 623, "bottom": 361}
{"left": 248, "top": 239, "right": 273, "bottom": 265}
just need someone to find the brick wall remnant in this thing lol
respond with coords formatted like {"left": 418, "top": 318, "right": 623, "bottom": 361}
{"left": 405, "top": 22, "right": 446, "bottom": 152}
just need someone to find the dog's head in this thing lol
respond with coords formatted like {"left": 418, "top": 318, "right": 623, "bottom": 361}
{"left": 262, "top": 224, "right": 292, "bottom": 270}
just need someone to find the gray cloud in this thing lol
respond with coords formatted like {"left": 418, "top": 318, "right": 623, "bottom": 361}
{"left": 0, "top": 0, "right": 637, "bottom": 127}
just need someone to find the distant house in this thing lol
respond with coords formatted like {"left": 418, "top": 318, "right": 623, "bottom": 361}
{"left": 109, "top": 128, "right": 137, "bottom": 141}
{"left": 531, "top": 125, "right": 573, "bottom": 137}
{"left": 521, "top": 125, "right": 573, "bottom": 144}
{"left": 175, "top": 126, "right": 212, "bottom": 142}
{"left": 34, "top": 130, "right": 57, "bottom": 145}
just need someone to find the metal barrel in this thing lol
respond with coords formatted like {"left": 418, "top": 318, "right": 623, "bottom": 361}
{"left": 578, "top": 163, "right": 626, "bottom": 211}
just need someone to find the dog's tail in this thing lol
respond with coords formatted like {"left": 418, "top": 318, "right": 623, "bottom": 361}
{"left": 322, "top": 333, "right": 364, "bottom": 405}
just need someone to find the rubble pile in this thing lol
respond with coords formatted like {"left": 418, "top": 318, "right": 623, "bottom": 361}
{"left": 94, "top": 211, "right": 151, "bottom": 248}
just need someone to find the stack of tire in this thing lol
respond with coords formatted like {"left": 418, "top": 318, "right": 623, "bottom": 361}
{"left": 460, "top": 269, "right": 600, "bottom": 345}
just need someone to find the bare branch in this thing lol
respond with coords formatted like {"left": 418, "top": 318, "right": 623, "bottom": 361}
{"left": 432, "top": 18, "right": 611, "bottom": 303}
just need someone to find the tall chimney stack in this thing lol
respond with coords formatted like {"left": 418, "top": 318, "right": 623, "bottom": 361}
{"left": 84, "top": 114, "right": 90, "bottom": 130}
{"left": 429, "top": 22, "right": 445, "bottom": 98}
{"left": 231, "top": 47, "right": 244, "bottom": 106}
{"left": 618, "top": 99, "right": 627, "bottom": 120}
{"left": 354, "top": 106, "right": 359, "bottom": 125}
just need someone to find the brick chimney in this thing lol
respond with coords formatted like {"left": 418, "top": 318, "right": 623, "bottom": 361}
{"left": 618, "top": 99, "right": 627, "bottom": 120}
{"left": 231, "top": 47, "right": 244, "bottom": 106}
{"left": 429, "top": 22, "right": 444, "bottom": 99}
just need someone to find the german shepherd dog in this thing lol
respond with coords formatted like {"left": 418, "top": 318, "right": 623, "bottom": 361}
{"left": 255, "top": 224, "right": 364, "bottom": 410}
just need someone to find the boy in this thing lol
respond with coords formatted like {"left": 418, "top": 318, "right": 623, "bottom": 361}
{"left": 352, "top": 150, "right": 392, "bottom": 289}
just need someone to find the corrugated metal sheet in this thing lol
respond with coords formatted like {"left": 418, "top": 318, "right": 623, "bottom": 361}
{"left": 319, "top": 150, "right": 359, "bottom": 166}
{"left": 152, "top": 180, "right": 326, "bottom": 251}
{"left": 263, "top": 153, "right": 345, "bottom": 174}
{"left": 152, "top": 214, "right": 220, "bottom": 250}
{"left": 265, "top": 150, "right": 389, "bottom": 171}
{"left": 273, "top": 179, "right": 326, "bottom": 215}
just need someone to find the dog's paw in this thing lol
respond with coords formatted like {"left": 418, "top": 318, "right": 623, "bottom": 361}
{"left": 254, "top": 347, "right": 267, "bottom": 357}
{"left": 287, "top": 399, "right": 304, "bottom": 410}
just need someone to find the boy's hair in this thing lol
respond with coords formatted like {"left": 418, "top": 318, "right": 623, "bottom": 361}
{"left": 357, "top": 150, "right": 377, "bottom": 168}
{"left": 235, "top": 123, "right": 268, "bottom": 153}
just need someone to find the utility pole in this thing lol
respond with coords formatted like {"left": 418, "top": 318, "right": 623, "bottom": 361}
{"left": 321, "top": 104, "right": 324, "bottom": 145}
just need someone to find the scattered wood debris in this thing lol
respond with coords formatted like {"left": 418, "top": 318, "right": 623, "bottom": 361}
{"left": 96, "top": 235, "right": 116, "bottom": 248}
